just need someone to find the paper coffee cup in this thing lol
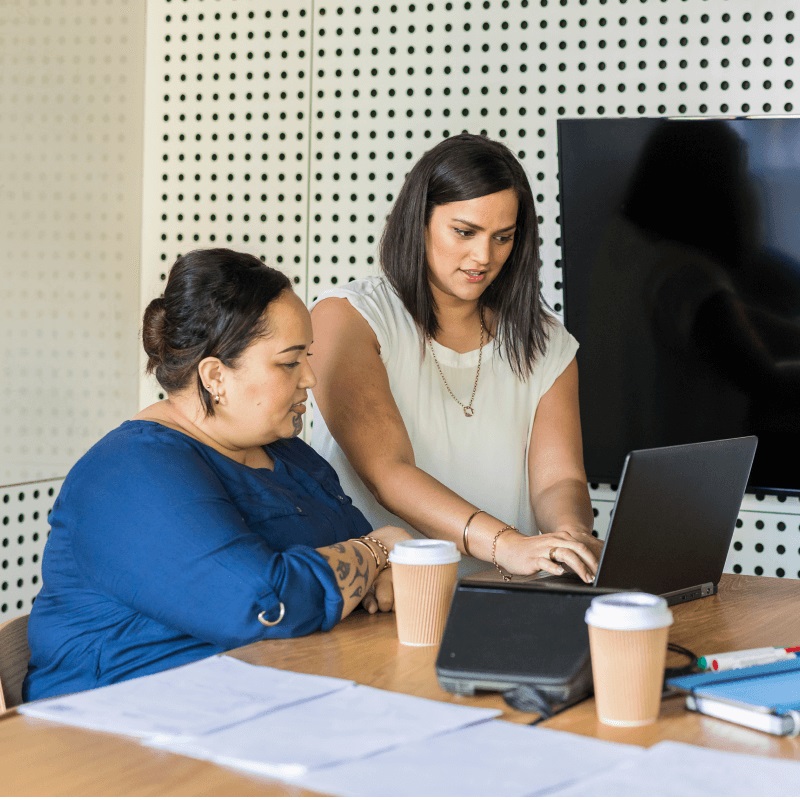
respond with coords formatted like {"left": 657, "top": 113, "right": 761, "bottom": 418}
{"left": 585, "top": 592, "right": 673, "bottom": 727}
{"left": 389, "top": 540, "right": 461, "bottom": 647}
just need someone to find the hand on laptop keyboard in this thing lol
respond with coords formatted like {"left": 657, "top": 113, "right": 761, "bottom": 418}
{"left": 493, "top": 528, "right": 601, "bottom": 583}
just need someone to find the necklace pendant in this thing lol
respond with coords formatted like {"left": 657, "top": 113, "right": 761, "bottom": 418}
{"left": 428, "top": 313, "right": 483, "bottom": 419}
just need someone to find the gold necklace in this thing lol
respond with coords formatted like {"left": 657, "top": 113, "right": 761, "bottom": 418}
{"left": 427, "top": 312, "right": 485, "bottom": 418}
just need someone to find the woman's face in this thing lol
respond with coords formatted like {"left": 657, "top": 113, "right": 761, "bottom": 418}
{"left": 424, "top": 188, "right": 519, "bottom": 305}
{"left": 220, "top": 290, "right": 316, "bottom": 446}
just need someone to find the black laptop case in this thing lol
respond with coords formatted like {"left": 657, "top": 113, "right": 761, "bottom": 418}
{"left": 435, "top": 580, "right": 617, "bottom": 708}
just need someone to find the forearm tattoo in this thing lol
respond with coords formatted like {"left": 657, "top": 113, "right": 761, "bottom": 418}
{"left": 348, "top": 564, "right": 369, "bottom": 599}
{"left": 320, "top": 541, "right": 373, "bottom": 604}
{"left": 336, "top": 560, "right": 350, "bottom": 581}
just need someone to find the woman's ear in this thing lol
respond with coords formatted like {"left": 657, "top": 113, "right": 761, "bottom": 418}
{"left": 197, "top": 357, "right": 224, "bottom": 400}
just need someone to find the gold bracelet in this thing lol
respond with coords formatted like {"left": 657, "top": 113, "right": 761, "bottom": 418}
{"left": 492, "top": 525, "right": 518, "bottom": 582}
{"left": 361, "top": 535, "right": 391, "bottom": 572}
{"left": 462, "top": 509, "right": 484, "bottom": 557}
{"left": 351, "top": 538, "right": 380, "bottom": 572}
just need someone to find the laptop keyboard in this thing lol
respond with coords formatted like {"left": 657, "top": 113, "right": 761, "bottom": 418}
{"left": 514, "top": 571, "right": 588, "bottom": 586}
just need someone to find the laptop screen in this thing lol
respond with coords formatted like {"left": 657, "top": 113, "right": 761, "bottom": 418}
{"left": 594, "top": 437, "right": 757, "bottom": 597}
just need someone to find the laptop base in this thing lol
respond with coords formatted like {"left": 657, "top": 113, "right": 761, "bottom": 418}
{"left": 473, "top": 569, "right": 718, "bottom": 606}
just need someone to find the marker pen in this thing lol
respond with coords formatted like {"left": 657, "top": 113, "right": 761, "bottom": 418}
{"left": 697, "top": 646, "right": 800, "bottom": 672}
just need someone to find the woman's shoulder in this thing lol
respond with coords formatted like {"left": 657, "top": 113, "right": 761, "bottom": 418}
{"left": 313, "top": 276, "right": 414, "bottom": 348}
{"left": 91, "top": 418, "right": 202, "bottom": 451}
{"left": 542, "top": 313, "right": 578, "bottom": 356}
{"left": 525, "top": 313, "right": 579, "bottom": 390}
{"left": 67, "top": 420, "right": 212, "bottom": 485}
{"left": 313, "top": 275, "right": 400, "bottom": 312}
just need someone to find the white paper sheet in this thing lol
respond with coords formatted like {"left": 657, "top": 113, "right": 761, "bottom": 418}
{"left": 155, "top": 683, "right": 501, "bottom": 780}
{"left": 296, "top": 718, "right": 643, "bottom": 797}
{"left": 546, "top": 739, "right": 800, "bottom": 797}
{"left": 20, "top": 655, "right": 352, "bottom": 739}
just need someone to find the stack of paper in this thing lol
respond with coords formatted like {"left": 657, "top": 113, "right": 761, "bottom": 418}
{"left": 20, "top": 655, "right": 352, "bottom": 738}
{"left": 154, "top": 683, "right": 501, "bottom": 780}
{"left": 299, "top": 720, "right": 642, "bottom": 797}
{"left": 546, "top": 740, "right": 800, "bottom": 797}
{"left": 20, "top": 655, "right": 800, "bottom": 796}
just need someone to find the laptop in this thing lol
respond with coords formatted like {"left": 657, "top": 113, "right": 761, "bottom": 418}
{"left": 518, "top": 436, "right": 758, "bottom": 605}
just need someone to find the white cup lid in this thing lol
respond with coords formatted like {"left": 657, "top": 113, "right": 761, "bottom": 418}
{"left": 585, "top": 592, "right": 673, "bottom": 631}
{"left": 389, "top": 539, "right": 461, "bottom": 566}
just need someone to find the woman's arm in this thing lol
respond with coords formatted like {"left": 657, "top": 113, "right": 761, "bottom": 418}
{"left": 311, "top": 298, "right": 501, "bottom": 560}
{"left": 317, "top": 526, "right": 410, "bottom": 619}
{"left": 495, "top": 358, "right": 601, "bottom": 582}
{"left": 311, "top": 299, "right": 598, "bottom": 580}
{"left": 68, "top": 433, "right": 407, "bottom": 647}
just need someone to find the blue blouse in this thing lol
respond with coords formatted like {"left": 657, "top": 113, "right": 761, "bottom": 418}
{"left": 24, "top": 421, "right": 371, "bottom": 701}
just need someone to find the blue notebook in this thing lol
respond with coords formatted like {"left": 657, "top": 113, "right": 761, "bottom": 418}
{"left": 667, "top": 658, "right": 800, "bottom": 736}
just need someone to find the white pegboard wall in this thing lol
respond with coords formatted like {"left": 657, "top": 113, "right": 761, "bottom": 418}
{"left": 139, "top": 0, "right": 800, "bottom": 577}
{"left": 725, "top": 510, "right": 800, "bottom": 580}
{"left": 308, "top": 1, "right": 554, "bottom": 304}
{"left": 0, "top": 479, "right": 62, "bottom": 624}
{"left": 139, "top": 0, "right": 314, "bottom": 408}
{"left": 0, "top": 0, "right": 146, "bottom": 484}
{"left": 590, "top": 487, "right": 800, "bottom": 580}
{"left": 306, "top": 1, "right": 798, "bottom": 311}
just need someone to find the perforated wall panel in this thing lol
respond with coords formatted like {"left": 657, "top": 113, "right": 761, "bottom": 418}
{"left": 139, "top": 0, "right": 314, "bottom": 405}
{"left": 140, "top": 0, "right": 800, "bottom": 579}
{"left": 591, "top": 488, "right": 800, "bottom": 581}
{"left": 0, "top": 0, "right": 146, "bottom": 484}
{"left": 0, "top": 480, "right": 61, "bottom": 624}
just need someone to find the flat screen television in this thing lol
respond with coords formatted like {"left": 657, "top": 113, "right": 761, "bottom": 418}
{"left": 558, "top": 116, "right": 800, "bottom": 497}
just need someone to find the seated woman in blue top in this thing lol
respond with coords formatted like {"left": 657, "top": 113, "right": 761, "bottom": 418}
{"left": 24, "top": 248, "right": 411, "bottom": 701}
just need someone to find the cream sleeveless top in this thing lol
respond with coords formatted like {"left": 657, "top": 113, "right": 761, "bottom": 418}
{"left": 310, "top": 276, "right": 579, "bottom": 575}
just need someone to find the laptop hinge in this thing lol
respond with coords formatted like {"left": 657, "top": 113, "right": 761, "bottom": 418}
{"left": 661, "top": 582, "right": 717, "bottom": 606}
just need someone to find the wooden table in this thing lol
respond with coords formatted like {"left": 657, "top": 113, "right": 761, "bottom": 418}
{"left": 1, "top": 574, "right": 799, "bottom": 795}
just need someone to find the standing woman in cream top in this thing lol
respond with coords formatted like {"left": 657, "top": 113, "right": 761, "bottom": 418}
{"left": 310, "top": 133, "right": 602, "bottom": 580}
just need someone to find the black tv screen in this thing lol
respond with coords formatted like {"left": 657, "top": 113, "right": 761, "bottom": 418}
{"left": 558, "top": 116, "right": 800, "bottom": 497}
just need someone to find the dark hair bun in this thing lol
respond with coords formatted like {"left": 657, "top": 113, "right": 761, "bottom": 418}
{"left": 142, "top": 296, "right": 168, "bottom": 369}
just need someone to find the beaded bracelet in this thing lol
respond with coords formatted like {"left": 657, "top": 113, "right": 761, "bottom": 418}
{"left": 492, "top": 525, "right": 518, "bottom": 582}
{"left": 462, "top": 508, "right": 484, "bottom": 557}
{"left": 361, "top": 535, "right": 391, "bottom": 572}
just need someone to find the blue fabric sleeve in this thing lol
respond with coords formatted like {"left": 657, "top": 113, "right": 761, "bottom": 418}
{"left": 64, "top": 431, "right": 344, "bottom": 649}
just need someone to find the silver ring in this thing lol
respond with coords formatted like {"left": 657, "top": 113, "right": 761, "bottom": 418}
{"left": 257, "top": 602, "right": 286, "bottom": 627}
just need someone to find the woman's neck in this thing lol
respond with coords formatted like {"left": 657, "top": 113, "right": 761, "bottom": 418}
{"left": 429, "top": 286, "right": 492, "bottom": 353}
{"left": 133, "top": 396, "right": 274, "bottom": 469}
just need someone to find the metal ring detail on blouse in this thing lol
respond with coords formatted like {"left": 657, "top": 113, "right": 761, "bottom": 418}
{"left": 257, "top": 602, "right": 286, "bottom": 628}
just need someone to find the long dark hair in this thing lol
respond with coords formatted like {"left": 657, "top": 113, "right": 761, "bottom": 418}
{"left": 379, "top": 132, "right": 554, "bottom": 378}
{"left": 142, "top": 248, "right": 292, "bottom": 415}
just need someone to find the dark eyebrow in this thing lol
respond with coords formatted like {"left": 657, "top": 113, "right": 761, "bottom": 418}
{"left": 451, "top": 218, "right": 517, "bottom": 233}
{"left": 277, "top": 344, "right": 307, "bottom": 354}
